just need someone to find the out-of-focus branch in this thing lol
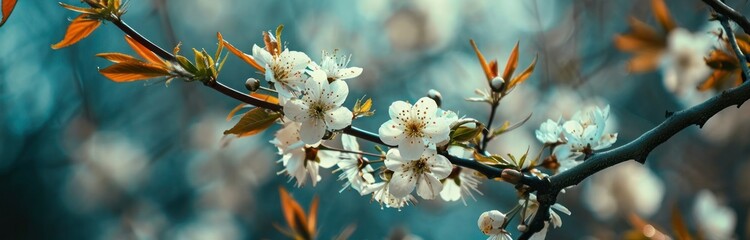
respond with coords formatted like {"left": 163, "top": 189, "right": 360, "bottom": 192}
{"left": 717, "top": 10, "right": 750, "bottom": 81}
{"left": 702, "top": 0, "right": 750, "bottom": 33}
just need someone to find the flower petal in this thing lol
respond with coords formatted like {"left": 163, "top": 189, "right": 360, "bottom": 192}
{"left": 283, "top": 99, "right": 309, "bottom": 122}
{"left": 416, "top": 173, "right": 443, "bottom": 199}
{"left": 388, "top": 101, "right": 412, "bottom": 124}
{"left": 325, "top": 80, "right": 349, "bottom": 106}
{"left": 378, "top": 120, "right": 405, "bottom": 146}
{"left": 428, "top": 153, "right": 453, "bottom": 179}
{"left": 399, "top": 136, "right": 425, "bottom": 160}
{"left": 389, "top": 169, "right": 417, "bottom": 198}
{"left": 336, "top": 67, "right": 363, "bottom": 80}
{"left": 300, "top": 118, "right": 326, "bottom": 144}
{"left": 324, "top": 107, "right": 353, "bottom": 130}
{"left": 422, "top": 117, "right": 450, "bottom": 143}
{"left": 411, "top": 97, "right": 438, "bottom": 121}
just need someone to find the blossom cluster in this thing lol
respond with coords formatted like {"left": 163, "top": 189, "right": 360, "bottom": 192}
{"left": 534, "top": 105, "right": 618, "bottom": 173}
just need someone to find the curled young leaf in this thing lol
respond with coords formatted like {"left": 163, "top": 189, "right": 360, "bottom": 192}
{"left": 508, "top": 54, "right": 537, "bottom": 90}
{"left": 223, "top": 108, "right": 281, "bottom": 137}
{"left": 99, "top": 61, "right": 170, "bottom": 82}
{"left": 501, "top": 41, "right": 519, "bottom": 82}
{"left": 651, "top": 0, "right": 676, "bottom": 32}
{"left": 51, "top": 14, "right": 102, "bottom": 49}
{"left": 125, "top": 35, "right": 166, "bottom": 67}
{"left": 217, "top": 32, "right": 265, "bottom": 72}
{"left": 96, "top": 52, "right": 139, "bottom": 63}
{"left": 0, "top": 0, "right": 18, "bottom": 28}
{"left": 469, "top": 39, "right": 495, "bottom": 81}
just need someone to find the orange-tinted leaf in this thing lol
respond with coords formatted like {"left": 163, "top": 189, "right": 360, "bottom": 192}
{"left": 226, "top": 103, "right": 250, "bottom": 121}
{"left": 705, "top": 50, "right": 739, "bottom": 71}
{"left": 99, "top": 61, "right": 170, "bottom": 82}
{"left": 488, "top": 60, "right": 499, "bottom": 79}
{"left": 0, "top": 0, "right": 18, "bottom": 27}
{"left": 502, "top": 41, "right": 519, "bottom": 81}
{"left": 51, "top": 14, "right": 102, "bottom": 49}
{"left": 626, "top": 50, "right": 662, "bottom": 73}
{"left": 509, "top": 54, "right": 538, "bottom": 89}
{"left": 263, "top": 31, "right": 279, "bottom": 56}
{"left": 279, "top": 188, "right": 309, "bottom": 237}
{"left": 307, "top": 196, "right": 318, "bottom": 236}
{"left": 699, "top": 70, "right": 731, "bottom": 91}
{"left": 733, "top": 33, "right": 750, "bottom": 55}
{"left": 223, "top": 107, "right": 280, "bottom": 137}
{"left": 652, "top": 0, "right": 676, "bottom": 32}
{"left": 218, "top": 32, "right": 265, "bottom": 72}
{"left": 59, "top": 3, "right": 99, "bottom": 14}
{"left": 124, "top": 35, "right": 165, "bottom": 67}
{"left": 671, "top": 207, "right": 693, "bottom": 240}
{"left": 469, "top": 39, "right": 495, "bottom": 81}
{"left": 614, "top": 34, "right": 661, "bottom": 52}
{"left": 96, "top": 53, "right": 138, "bottom": 63}
{"left": 627, "top": 17, "right": 662, "bottom": 43}
{"left": 251, "top": 92, "right": 280, "bottom": 105}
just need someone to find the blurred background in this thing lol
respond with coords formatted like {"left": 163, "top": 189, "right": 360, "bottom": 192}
{"left": 1, "top": 0, "right": 749, "bottom": 239}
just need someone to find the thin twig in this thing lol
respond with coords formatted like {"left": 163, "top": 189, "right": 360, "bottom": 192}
{"left": 718, "top": 15, "right": 750, "bottom": 81}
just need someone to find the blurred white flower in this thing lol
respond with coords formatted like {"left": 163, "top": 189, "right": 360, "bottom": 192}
{"left": 385, "top": 148, "right": 452, "bottom": 199}
{"left": 270, "top": 122, "right": 338, "bottom": 187}
{"left": 583, "top": 161, "right": 664, "bottom": 220}
{"left": 310, "top": 50, "right": 363, "bottom": 82}
{"left": 172, "top": 211, "right": 243, "bottom": 240}
{"left": 66, "top": 132, "right": 149, "bottom": 211}
{"left": 535, "top": 118, "right": 563, "bottom": 144}
{"left": 660, "top": 28, "right": 713, "bottom": 98}
{"left": 440, "top": 146, "right": 483, "bottom": 204}
{"left": 378, "top": 97, "right": 451, "bottom": 159}
{"left": 336, "top": 134, "right": 376, "bottom": 193}
{"left": 693, "top": 190, "right": 736, "bottom": 239}
{"left": 252, "top": 43, "right": 311, "bottom": 103}
{"left": 521, "top": 194, "right": 571, "bottom": 228}
{"left": 478, "top": 210, "right": 512, "bottom": 240}
{"left": 284, "top": 71, "right": 353, "bottom": 144}
{"left": 562, "top": 105, "right": 617, "bottom": 153}
{"left": 361, "top": 181, "right": 416, "bottom": 210}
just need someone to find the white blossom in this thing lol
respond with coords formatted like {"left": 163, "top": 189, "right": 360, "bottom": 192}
{"left": 336, "top": 134, "right": 376, "bottom": 193}
{"left": 270, "top": 122, "right": 338, "bottom": 187}
{"left": 361, "top": 181, "right": 416, "bottom": 210}
{"left": 660, "top": 28, "right": 713, "bottom": 97}
{"left": 378, "top": 97, "right": 451, "bottom": 160}
{"left": 284, "top": 71, "right": 353, "bottom": 144}
{"left": 520, "top": 194, "right": 571, "bottom": 229}
{"left": 552, "top": 144, "right": 583, "bottom": 174}
{"left": 528, "top": 222, "right": 550, "bottom": 240}
{"left": 440, "top": 146, "right": 483, "bottom": 204}
{"left": 252, "top": 44, "right": 311, "bottom": 103}
{"left": 478, "top": 210, "right": 512, "bottom": 240}
{"left": 309, "top": 50, "right": 363, "bottom": 82}
{"left": 693, "top": 190, "right": 736, "bottom": 239}
{"left": 535, "top": 118, "right": 563, "bottom": 144}
{"left": 385, "top": 148, "right": 452, "bottom": 199}
{"left": 561, "top": 105, "right": 617, "bottom": 153}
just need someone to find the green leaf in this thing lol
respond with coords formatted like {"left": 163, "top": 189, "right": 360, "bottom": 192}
{"left": 491, "top": 113, "right": 533, "bottom": 137}
{"left": 176, "top": 55, "right": 198, "bottom": 74}
{"left": 450, "top": 126, "right": 483, "bottom": 143}
{"left": 472, "top": 151, "right": 515, "bottom": 169}
{"left": 224, "top": 108, "right": 281, "bottom": 137}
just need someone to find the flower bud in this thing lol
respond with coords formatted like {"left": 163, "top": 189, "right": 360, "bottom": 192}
{"left": 478, "top": 210, "right": 506, "bottom": 236}
{"left": 501, "top": 169, "right": 522, "bottom": 184}
{"left": 490, "top": 76, "right": 505, "bottom": 92}
{"left": 517, "top": 224, "right": 527, "bottom": 232}
{"left": 245, "top": 78, "right": 260, "bottom": 92}
{"left": 427, "top": 89, "right": 442, "bottom": 107}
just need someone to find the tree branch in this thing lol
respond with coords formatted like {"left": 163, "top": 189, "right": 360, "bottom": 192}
{"left": 702, "top": 0, "right": 750, "bottom": 34}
